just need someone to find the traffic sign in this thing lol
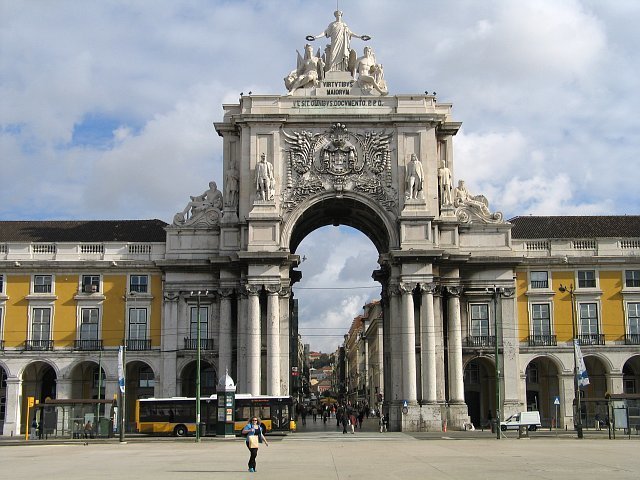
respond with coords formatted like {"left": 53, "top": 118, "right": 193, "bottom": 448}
{"left": 553, "top": 396, "right": 560, "bottom": 405}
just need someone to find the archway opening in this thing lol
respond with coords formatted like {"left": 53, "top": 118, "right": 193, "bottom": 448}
{"left": 0, "top": 366, "right": 6, "bottom": 428}
{"left": 623, "top": 356, "right": 640, "bottom": 394}
{"left": 464, "top": 357, "right": 495, "bottom": 428}
{"left": 70, "top": 361, "right": 106, "bottom": 400}
{"left": 292, "top": 222, "right": 380, "bottom": 410}
{"left": 181, "top": 360, "right": 217, "bottom": 397}
{"left": 524, "top": 357, "right": 559, "bottom": 428}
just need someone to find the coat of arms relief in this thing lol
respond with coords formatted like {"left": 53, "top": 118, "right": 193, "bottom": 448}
{"left": 282, "top": 123, "right": 397, "bottom": 212}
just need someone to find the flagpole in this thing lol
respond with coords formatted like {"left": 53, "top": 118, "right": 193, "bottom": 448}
{"left": 560, "top": 284, "right": 584, "bottom": 439}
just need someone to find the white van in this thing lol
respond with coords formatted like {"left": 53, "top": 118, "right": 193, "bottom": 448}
{"left": 500, "top": 411, "right": 541, "bottom": 431}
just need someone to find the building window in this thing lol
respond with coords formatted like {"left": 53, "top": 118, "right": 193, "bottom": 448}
{"left": 139, "top": 366, "right": 155, "bottom": 388}
{"left": 81, "top": 275, "right": 100, "bottom": 293}
{"left": 531, "top": 304, "right": 551, "bottom": 336}
{"left": 128, "top": 308, "right": 148, "bottom": 340}
{"left": 625, "top": 270, "right": 640, "bottom": 288}
{"left": 627, "top": 303, "right": 640, "bottom": 335}
{"left": 33, "top": 275, "right": 52, "bottom": 293}
{"left": 0, "top": 274, "right": 4, "bottom": 293}
{"left": 80, "top": 308, "right": 99, "bottom": 340}
{"left": 577, "top": 270, "right": 596, "bottom": 288}
{"left": 130, "top": 275, "right": 148, "bottom": 293}
{"left": 526, "top": 362, "right": 539, "bottom": 384}
{"left": 579, "top": 303, "right": 599, "bottom": 335}
{"left": 32, "top": 308, "right": 51, "bottom": 340}
{"left": 470, "top": 304, "right": 490, "bottom": 336}
{"left": 530, "top": 271, "right": 549, "bottom": 289}
{"left": 190, "top": 306, "right": 208, "bottom": 339}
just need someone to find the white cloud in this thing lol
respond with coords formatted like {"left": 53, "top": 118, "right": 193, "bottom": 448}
{"left": 1, "top": 0, "right": 639, "bottom": 349}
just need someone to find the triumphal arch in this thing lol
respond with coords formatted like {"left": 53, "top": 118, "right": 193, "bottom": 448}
{"left": 164, "top": 11, "right": 520, "bottom": 431}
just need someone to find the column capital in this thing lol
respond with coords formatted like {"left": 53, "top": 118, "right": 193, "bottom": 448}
{"left": 245, "top": 284, "right": 261, "bottom": 295}
{"left": 265, "top": 284, "right": 281, "bottom": 295}
{"left": 219, "top": 288, "right": 235, "bottom": 298}
{"left": 419, "top": 282, "right": 438, "bottom": 294}
{"left": 445, "top": 285, "right": 462, "bottom": 297}
{"left": 163, "top": 292, "right": 180, "bottom": 302}
{"left": 279, "top": 286, "right": 291, "bottom": 297}
{"left": 388, "top": 283, "right": 402, "bottom": 296}
{"left": 399, "top": 282, "right": 417, "bottom": 294}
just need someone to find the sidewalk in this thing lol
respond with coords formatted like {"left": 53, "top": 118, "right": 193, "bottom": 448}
{"left": 1, "top": 427, "right": 639, "bottom": 480}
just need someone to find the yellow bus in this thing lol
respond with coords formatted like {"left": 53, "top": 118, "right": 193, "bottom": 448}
{"left": 135, "top": 395, "right": 295, "bottom": 436}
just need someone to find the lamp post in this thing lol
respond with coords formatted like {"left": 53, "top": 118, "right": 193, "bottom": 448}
{"left": 559, "top": 283, "right": 584, "bottom": 439}
{"left": 191, "top": 290, "right": 208, "bottom": 442}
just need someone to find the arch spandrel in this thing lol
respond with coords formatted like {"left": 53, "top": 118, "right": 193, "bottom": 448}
{"left": 283, "top": 192, "right": 398, "bottom": 254}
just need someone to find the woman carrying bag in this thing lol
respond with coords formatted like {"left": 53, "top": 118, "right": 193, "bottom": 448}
{"left": 241, "top": 417, "right": 268, "bottom": 473}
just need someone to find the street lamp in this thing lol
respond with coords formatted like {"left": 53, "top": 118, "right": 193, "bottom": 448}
{"left": 190, "top": 290, "right": 208, "bottom": 442}
{"left": 559, "top": 283, "right": 584, "bottom": 439}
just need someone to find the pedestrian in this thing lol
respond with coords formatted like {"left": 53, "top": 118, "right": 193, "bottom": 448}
{"left": 241, "top": 416, "right": 268, "bottom": 473}
{"left": 349, "top": 412, "right": 357, "bottom": 434}
{"left": 341, "top": 412, "right": 349, "bottom": 434}
{"left": 30, "top": 419, "right": 38, "bottom": 439}
{"left": 379, "top": 413, "right": 386, "bottom": 433}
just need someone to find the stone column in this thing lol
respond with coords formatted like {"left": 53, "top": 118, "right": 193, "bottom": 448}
{"left": 218, "top": 288, "right": 234, "bottom": 376}
{"left": 560, "top": 373, "right": 575, "bottom": 429}
{"left": 447, "top": 287, "right": 465, "bottom": 403}
{"left": 56, "top": 378, "right": 73, "bottom": 399}
{"left": 160, "top": 292, "right": 179, "bottom": 397}
{"left": 389, "top": 285, "right": 403, "bottom": 401}
{"left": 381, "top": 287, "right": 392, "bottom": 405}
{"left": 279, "top": 287, "right": 291, "bottom": 395}
{"left": 2, "top": 377, "right": 21, "bottom": 436}
{"left": 433, "top": 289, "right": 446, "bottom": 401}
{"left": 245, "top": 284, "right": 261, "bottom": 396}
{"left": 420, "top": 283, "right": 437, "bottom": 403}
{"left": 608, "top": 371, "right": 624, "bottom": 395}
{"left": 265, "top": 284, "right": 281, "bottom": 396}
{"left": 400, "top": 282, "right": 417, "bottom": 402}
{"left": 236, "top": 291, "right": 247, "bottom": 392}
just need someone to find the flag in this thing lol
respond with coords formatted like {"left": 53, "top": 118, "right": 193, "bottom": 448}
{"left": 574, "top": 340, "right": 590, "bottom": 388}
{"left": 118, "top": 346, "right": 125, "bottom": 393}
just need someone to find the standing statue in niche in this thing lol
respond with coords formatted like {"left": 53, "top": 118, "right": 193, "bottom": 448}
{"left": 256, "top": 153, "right": 275, "bottom": 201}
{"left": 284, "top": 44, "right": 325, "bottom": 94}
{"left": 353, "top": 46, "right": 388, "bottom": 95}
{"left": 306, "top": 10, "right": 371, "bottom": 73}
{"left": 405, "top": 154, "right": 424, "bottom": 200}
{"left": 438, "top": 161, "right": 453, "bottom": 206}
{"left": 224, "top": 160, "right": 239, "bottom": 209}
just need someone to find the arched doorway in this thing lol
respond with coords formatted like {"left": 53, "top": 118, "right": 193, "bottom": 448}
{"left": 181, "top": 360, "right": 217, "bottom": 397}
{"left": 580, "top": 356, "right": 609, "bottom": 429}
{"left": 69, "top": 361, "right": 106, "bottom": 399}
{"left": 464, "top": 357, "right": 495, "bottom": 428}
{"left": 125, "top": 361, "right": 155, "bottom": 431}
{"left": 0, "top": 366, "right": 7, "bottom": 430}
{"left": 21, "top": 361, "right": 57, "bottom": 433}
{"left": 623, "top": 356, "right": 640, "bottom": 394}
{"left": 524, "top": 356, "right": 560, "bottom": 427}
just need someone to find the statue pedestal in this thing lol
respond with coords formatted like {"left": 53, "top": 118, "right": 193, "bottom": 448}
{"left": 440, "top": 205, "right": 456, "bottom": 218}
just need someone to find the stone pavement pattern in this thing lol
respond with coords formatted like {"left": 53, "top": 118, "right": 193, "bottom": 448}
{"left": 2, "top": 433, "right": 639, "bottom": 480}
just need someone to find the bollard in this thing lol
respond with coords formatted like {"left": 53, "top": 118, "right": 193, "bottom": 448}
{"left": 518, "top": 425, "right": 529, "bottom": 439}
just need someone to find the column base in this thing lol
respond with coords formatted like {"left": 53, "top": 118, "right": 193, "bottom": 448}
{"left": 386, "top": 401, "right": 446, "bottom": 432}
{"left": 443, "top": 402, "right": 471, "bottom": 431}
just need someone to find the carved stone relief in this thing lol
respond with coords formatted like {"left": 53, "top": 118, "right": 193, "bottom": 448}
{"left": 282, "top": 123, "right": 397, "bottom": 212}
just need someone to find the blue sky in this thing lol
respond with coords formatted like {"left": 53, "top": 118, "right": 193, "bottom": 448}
{"left": 2, "top": 0, "right": 639, "bottom": 352}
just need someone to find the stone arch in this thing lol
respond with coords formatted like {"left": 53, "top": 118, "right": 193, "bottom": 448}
{"left": 622, "top": 355, "right": 640, "bottom": 394}
{"left": 67, "top": 360, "right": 107, "bottom": 399}
{"left": 463, "top": 356, "right": 495, "bottom": 428}
{"left": 0, "top": 365, "right": 7, "bottom": 429}
{"left": 179, "top": 360, "right": 217, "bottom": 397}
{"left": 523, "top": 355, "right": 560, "bottom": 426}
{"left": 123, "top": 360, "right": 156, "bottom": 431}
{"left": 283, "top": 192, "right": 397, "bottom": 254}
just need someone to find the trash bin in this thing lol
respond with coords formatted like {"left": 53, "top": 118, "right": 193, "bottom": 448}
{"left": 518, "top": 425, "right": 529, "bottom": 439}
{"left": 199, "top": 422, "right": 206, "bottom": 437}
